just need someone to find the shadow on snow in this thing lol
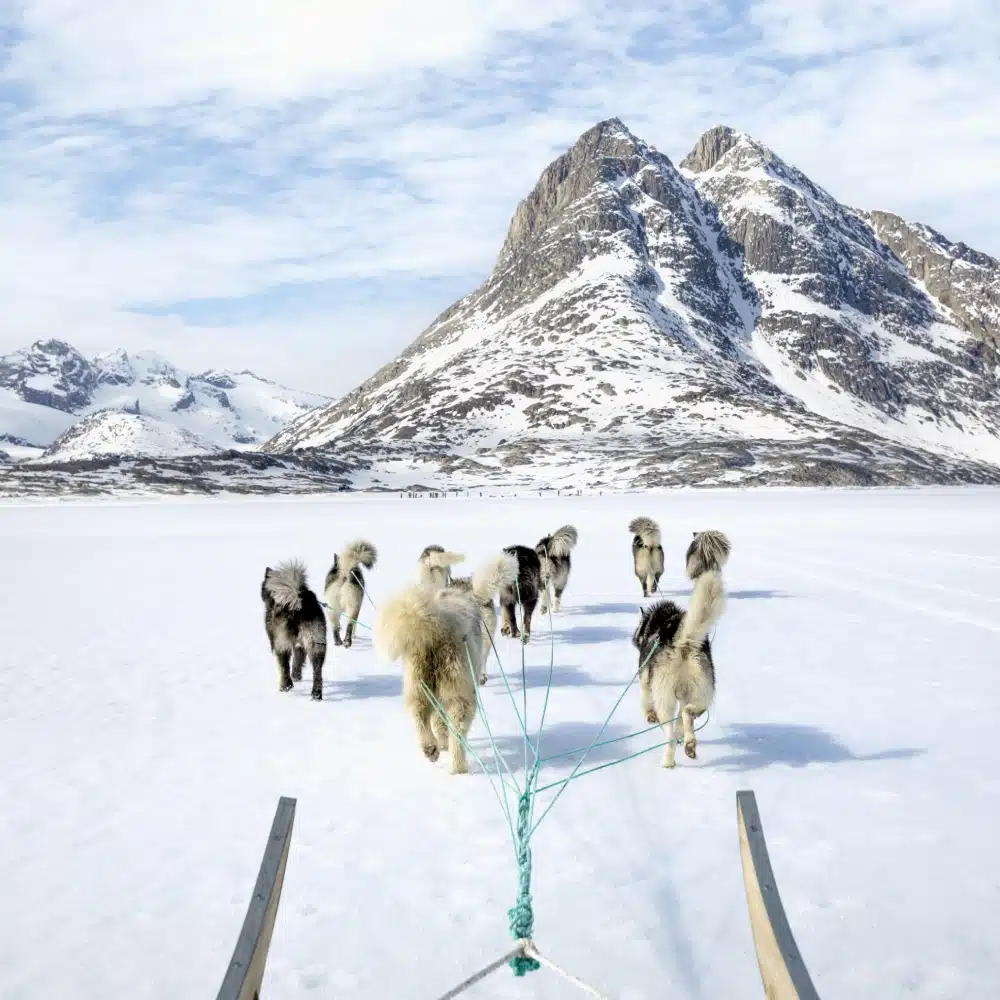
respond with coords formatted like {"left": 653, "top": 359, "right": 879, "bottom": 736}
{"left": 703, "top": 722, "right": 924, "bottom": 771}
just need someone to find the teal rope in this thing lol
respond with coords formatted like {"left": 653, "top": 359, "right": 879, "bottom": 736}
{"left": 508, "top": 783, "right": 540, "bottom": 975}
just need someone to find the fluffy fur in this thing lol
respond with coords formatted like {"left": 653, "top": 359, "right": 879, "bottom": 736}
{"left": 261, "top": 560, "right": 327, "bottom": 700}
{"left": 632, "top": 570, "right": 725, "bottom": 767}
{"left": 535, "top": 524, "right": 579, "bottom": 614}
{"left": 324, "top": 540, "right": 378, "bottom": 648}
{"left": 449, "top": 552, "right": 519, "bottom": 680}
{"left": 417, "top": 544, "right": 466, "bottom": 589}
{"left": 374, "top": 584, "right": 485, "bottom": 774}
{"left": 685, "top": 530, "right": 731, "bottom": 580}
{"left": 498, "top": 544, "right": 543, "bottom": 643}
{"left": 629, "top": 516, "right": 665, "bottom": 597}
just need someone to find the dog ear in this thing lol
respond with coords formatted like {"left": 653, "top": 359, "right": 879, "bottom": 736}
{"left": 692, "top": 531, "right": 697, "bottom": 537}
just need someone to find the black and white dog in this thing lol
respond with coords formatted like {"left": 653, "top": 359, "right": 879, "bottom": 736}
{"left": 632, "top": 570, "right": 725, "bottom": 767}
{"left": 535, "top": 525, "right": 579, "bottom": 614}
{"left": 499, "top": 544, "right": 543, "bottom": 644}
{"left": 261, "top": 561, "right": 327, "bottom": 700}
{"left": 324, "top": 540, "right": 378, "bottom": 648}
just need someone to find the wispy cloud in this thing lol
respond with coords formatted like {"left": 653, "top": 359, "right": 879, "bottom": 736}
{"left": 0, "top": 1, "right": 997, "bottom": 395}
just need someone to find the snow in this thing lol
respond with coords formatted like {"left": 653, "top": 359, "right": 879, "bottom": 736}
{"left": 1, "top": 488, "right": 998, "bottom": 998}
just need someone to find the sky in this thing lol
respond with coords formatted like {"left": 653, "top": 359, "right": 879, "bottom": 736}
{"left": 0, "top": 1, "right": 997, "bottom": 398}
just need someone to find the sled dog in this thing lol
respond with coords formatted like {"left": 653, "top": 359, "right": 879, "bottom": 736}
{"left": 629, "top": 516, "right": 664, "bottom": 596}
{"left": 418, "top": 544, "right": 466, "bottom": 589}
{"left": 324, "top": 540, "right": 378, "bottom": 648}
{"left": 685, "top": 530, "right": 731, "bottom": 581}
{"left": 374, "top": 584, "right": 486, "bottom": 774}
{"left": 498, "top": 544, "right": 543, "bottom": 643}
{"left": 535, "top": 524, "right": 579, "bottom": 614}
{"left": 449, "top": 552, "right": 518, "bottom": 680}
{"left": 261, "top": 561, "right": 327, "bottom": 700}
{"left": 632, "top": 570, "right": 725, "bottom": 767}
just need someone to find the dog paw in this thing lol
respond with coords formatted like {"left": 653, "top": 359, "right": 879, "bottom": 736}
{"left": 280, "top": 682, "right": 293, "bottom": 692}
{"left": 292, "top": 671, "right": 303, "bottom": 682}
{"left": 311, "top": 689, "right": 323, "bottom": 701}
{"left": 422, "top": 743, "right": 440, "bottom": 762}
{"left": 343, "top": 640, "right": 352, "bottom": 649}
{"left": 450, "top": 761, "right": 469, "bottom": 775}
{"left": 661, "top": 757, "right": 676, "bottom": 769}
{"left": 645, "top": 711, "right": 658, "bottom": 725}
{"left": 333, "top": 636, "right": 343, "bottom": 647}
{"left": 479, "top": 673, "right": 488, "bottom": 685}
{"left": 684, "top": 742, "right": 697, "bottom": 760}
{"left": 500, "top": 626, "right": 512, "bottom": 637}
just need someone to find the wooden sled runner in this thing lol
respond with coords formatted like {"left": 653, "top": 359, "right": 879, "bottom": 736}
{"left": 216, "top": 791, "right": 820, "bottom": 998}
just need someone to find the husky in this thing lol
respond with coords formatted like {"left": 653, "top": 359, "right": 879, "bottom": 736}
{"left": 374, "top": 584, "right": 486, "bottom": 774}
{"left": 632, "top": 570, "right": 725, "bottom": 767}
{"left": 498, "top": 544, "right": 543, "bottom": 643}
{"left": 418, "top": 545, "right": 466, "bottom": 589}
{"left": 324, "top": 540, "right": 378, "bottom": 648}
{"left": 261, "top": 561, "right": 327, "bottom": 700}
{"left": 629, "top": 516, "right": 664, "bottom": 597}
{"left": 535, "top": 524, "right": 579, "bottom": 614}
{"left": 685, "top": 530, "right": 731, "bottom": 581}
{"left": 449, "top": 552, "right": 519, "bottom": 680}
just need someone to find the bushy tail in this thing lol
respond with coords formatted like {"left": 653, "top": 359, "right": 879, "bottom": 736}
{"left": 424, "top": 550, "right": 465, "bottom": 570}
{"left": 374, "top": 585, "right": 477, "bottom": 664}
{"left": 342, "top": 539, "right": 378, "bottom": 571}
{"left": 264, "top": 560, "right": 308, "bottom": 610}
{"left": 471, "top": 553, "right": 518, "bottom": 603}
{"left": 686, "top": 530, "right": 731, "bottom": 579}
{"left": 629, "top": 516, "right": 661, "bottom": 547}
{"left": 544, "top": 524, "right": 579, "bottom": 558}
{"left": 677, "top": 571, "right": 725, "bottom": 650}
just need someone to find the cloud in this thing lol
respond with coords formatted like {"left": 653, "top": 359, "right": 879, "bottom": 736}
{"left": 0, "top": 1, "right": 997, "bottom": 397}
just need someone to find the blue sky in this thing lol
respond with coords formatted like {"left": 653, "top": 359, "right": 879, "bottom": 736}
{"left": 0, "top": 0, "right": 996, "bottom": 396}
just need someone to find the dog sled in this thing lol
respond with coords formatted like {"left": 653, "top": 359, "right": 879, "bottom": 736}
{"left": 215, "top": 790, "right": 821, "bottom": 1000}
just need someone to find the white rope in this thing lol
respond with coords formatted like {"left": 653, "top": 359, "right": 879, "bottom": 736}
{"left": 431, "top": 944, "right": 526, "bottom": 1000}
{"left": 524, "top": 942, "right": 613, "bottom": 1000}
{"left": 431, "top": 940, "right": 613, "bottom": 1000}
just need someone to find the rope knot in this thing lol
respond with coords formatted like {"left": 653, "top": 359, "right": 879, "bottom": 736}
{"left": 507, "top": 791, "right": 540, "bottom": 976}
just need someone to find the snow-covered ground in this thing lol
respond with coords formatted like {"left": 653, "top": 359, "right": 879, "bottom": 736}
{"left": 1, "top": 488, "right": 998, "bottom": 999}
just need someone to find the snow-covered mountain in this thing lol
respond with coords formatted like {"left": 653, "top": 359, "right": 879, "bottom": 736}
{"left": 0, "top": 340, "right": 329, "bottom": 462}
{"left": 262, "top": 119, "right": 1000, "bottom": 490}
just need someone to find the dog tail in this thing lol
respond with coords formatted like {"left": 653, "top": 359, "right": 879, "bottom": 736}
{"left": 629, "top": 516, "right": 661, "bottom": 547}
{"left": 686, "top": 530, "right": 731, "bottom": 579}
{"left": 543, "top": 524, "right": 579, "bottom": 558}
{"left": 424, "top": 549, "right": 466, "bottom": 570}
{"left": 264, "top": 560, "right": 309, "bottom": 610}
{"left": 374, "top": 585, "right": 475, "bottom": 664}
{"left": 342, "top": 539, "right": 378, "bottom": 571}
{"left": 471, "top": 552, "right": 518, "bottom": 604}
{"left": 676, "top": 570, "right": 725, "bottom": 650}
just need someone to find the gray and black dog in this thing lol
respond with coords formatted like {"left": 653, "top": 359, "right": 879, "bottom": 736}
{"left": 499, "top": 544, "right": 543, "bottom": 643}
{"left": 535, "top": 524, "right": 579, "bottom": 614}
{"left": 261, "top": 560, "right": 327, "bottom": 700}
{"left": 629, "top": 516, "right": 664, "bottom": 597}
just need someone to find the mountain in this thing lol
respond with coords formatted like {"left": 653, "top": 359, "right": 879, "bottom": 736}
{"left": 262, "top": 119, "right": 1000, "bottom": 490}
{"left": 0, "top": 340, "right": 329, "bottom": 462}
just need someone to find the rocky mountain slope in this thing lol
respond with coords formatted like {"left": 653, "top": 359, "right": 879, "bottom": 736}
{"left": 0, "top": 340, "right": 328, "bottom": 462}
{"left": 261, "top": 119, "right": 1000, "bottom": 491}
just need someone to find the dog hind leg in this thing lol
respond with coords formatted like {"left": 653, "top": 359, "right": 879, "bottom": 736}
{"left": 275, "top": 651, "right": 293, "bottom": 692}
{"left": 520, "top": 594, "right": 538, "bottom": 644}
{"left": 443, "top": 696, "right": 474, "bottom": 775}
{"left": 309, "top": 644, "right": 325, "bottom": 701}
{"left": 500, "top": 598, "right": 519, "bottom": 638}
{"left": 403, "top": 682, "right": 439, "bottom": 763}
{"left": 661, "top": 698, "right": 679, "bottom": 768}
{"left": 430, "top": 710, "right": 449, "bottom": 752}
{"left": 681, "top": 705, "right": 698, "bottom": 759}
{"left": 291, "top": 646, "right": 305, "bottom": 682}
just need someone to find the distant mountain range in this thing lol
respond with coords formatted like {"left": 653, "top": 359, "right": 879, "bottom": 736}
{"left": 3, "top": 120, "right": 999, "bottom": 495}
{"left": 0, "top": 339, "right": 328, "bottom": 464}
